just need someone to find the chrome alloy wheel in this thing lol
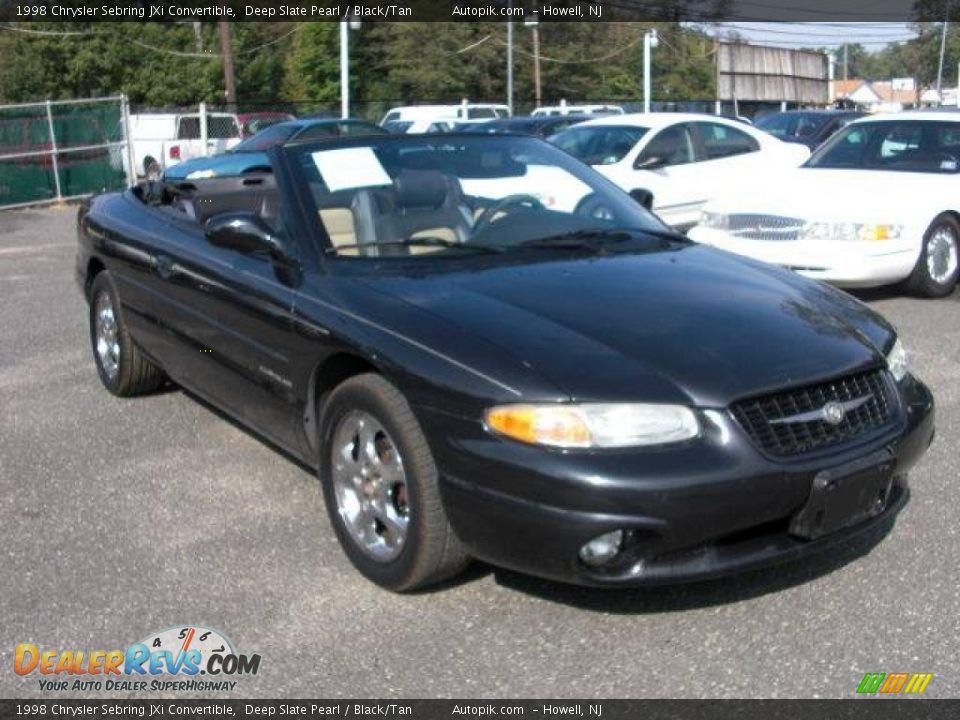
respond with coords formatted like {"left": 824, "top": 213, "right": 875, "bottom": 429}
{"left": 331, "top": 410, "right": 410, "bottom": 561}
{"left": 94, "top": 290, "right": 120, "bottom": 381}
{"left": 927, "top": 225, "right": 959, "bottom": 285}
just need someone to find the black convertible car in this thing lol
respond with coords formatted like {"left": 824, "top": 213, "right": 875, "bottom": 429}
{"left": 76, "top": 134, "right": 935, "bottom": 591}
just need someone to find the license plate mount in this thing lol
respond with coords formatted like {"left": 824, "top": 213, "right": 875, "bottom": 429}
{"left": 789, "top": 449, "right": 895, "bottom": 540}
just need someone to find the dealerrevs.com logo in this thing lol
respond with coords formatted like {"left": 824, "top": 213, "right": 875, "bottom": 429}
{"left": 14, "top": 626, "right": 261, "bottom": 693}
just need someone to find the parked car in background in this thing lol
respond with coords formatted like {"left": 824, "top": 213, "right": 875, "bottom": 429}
{"left": 755, "top": 110, "right": 865, "bottom": 150}
{"left": 689, "top": 112, "right": 960, "bottom": 297}
{"left": 380, "top": 104, "right": 510, "bottom": 134}
{"left": 237, "top": 111, "right": 295, "bottom": 137}
{"left": 550, "top": 113, "right": 809, "bottom": 229}
{"left": 164, "top": 118, "right": 387, "bottom": 180}
{"left": 532, "top": 104, "right": 624, "bottom": 117}
{"left": 461, "top": 115, "right": 591, "bottom": 138}
{"left": 383, "top": 119, "right": 457, "bottom": 135}
{"left": 122, "top": 112, "right": 245, "bottom": 179}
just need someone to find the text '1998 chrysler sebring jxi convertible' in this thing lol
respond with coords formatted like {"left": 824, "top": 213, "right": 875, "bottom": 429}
{"left": 76, "top": 134, "right": 935, "bottom": 591}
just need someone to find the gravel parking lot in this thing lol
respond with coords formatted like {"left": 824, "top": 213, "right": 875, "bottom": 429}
{"left": 1, "top": 205, "right": 958, "bottom": 700}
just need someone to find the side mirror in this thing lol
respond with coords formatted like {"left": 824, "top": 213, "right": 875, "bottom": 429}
{"left": 204, "top": 212, "right": 284, "bottom": 257}
{"left": 635, "top": 154, "right": 667, "bottom": 170}
{"left": 629, "top": 188, "right": 654, "bottom": 210}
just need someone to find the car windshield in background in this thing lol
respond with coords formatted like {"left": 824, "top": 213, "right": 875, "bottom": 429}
{"left": 288, "top": 135, "right": 667, "bottom": 259}
{"left": 549, "top": 125, "right": 647, "bottom": 165}
{"left": 756, "top": 113, "right": 827, "bottom": 139}
{"left": 383, "top": 120, "right": 413, "bottom": 134}
{"left": 806, "top": 120, "right": 960, "bottom": 173}
{"left": 231, "top": 123, "right": 299, "bottom": 152}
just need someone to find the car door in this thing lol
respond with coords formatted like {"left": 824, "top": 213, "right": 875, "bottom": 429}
{"left": 629, "top": 122, "right": 703, "bottom": 227}
{"left": 688, "top": 121, "right": 763, "bottom": 213}
{"left": 141, "top": 180, "right": 313, "bottom": 455}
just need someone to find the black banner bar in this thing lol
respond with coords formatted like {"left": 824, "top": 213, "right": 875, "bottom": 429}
{"left": 1, "top": 700, "right": 958, "bottom": 720}
{"left": 0, "top": 0, "right": 938, "bottom": 23}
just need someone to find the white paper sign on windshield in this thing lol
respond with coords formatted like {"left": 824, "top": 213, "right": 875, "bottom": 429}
{"left": 311, "top": 147, "right": 392, "bottom": 193}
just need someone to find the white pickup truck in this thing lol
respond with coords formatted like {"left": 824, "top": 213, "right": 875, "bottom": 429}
{"left": 119, "top": 112, "right": 244, "bottom": 179}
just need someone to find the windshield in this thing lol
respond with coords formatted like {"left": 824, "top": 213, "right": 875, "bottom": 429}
{"left": 287, "top": 135, "right": 667, "bottom": 259}
{"left": 806, "top": 120, "right": 960, "bottom": 173}
{"left": 232, "top": 123, "right": 298, "bottom": 152}
{"left": 383, "top": 120, "right": 413, "bottom": 134}
{"left": 549, "top": 125, "right": 647, "bottom": 165}
{"left": 756, "top": 113, "right": 827, "bottom": 139}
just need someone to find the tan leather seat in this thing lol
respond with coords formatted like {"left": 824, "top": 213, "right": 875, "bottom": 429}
{"left": 319, "top": 208, "right": 358, "bottom": 255}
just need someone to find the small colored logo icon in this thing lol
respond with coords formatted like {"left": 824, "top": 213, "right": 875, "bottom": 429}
{"left": 856, "top": 672, "right": 933, "bottom": 695}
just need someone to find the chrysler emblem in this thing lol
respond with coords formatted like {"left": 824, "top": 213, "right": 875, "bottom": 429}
{"left": 769, "top": 395, "right": 872, "bottom": 426}
{"left": 821, "top": 401, "right": 846, "bottom": 425}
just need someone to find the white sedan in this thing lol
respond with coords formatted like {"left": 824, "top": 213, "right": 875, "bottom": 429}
{"left": 549, "top": 113, "right": 809, "bottom": 228}
{"left": 689, "top": 112, "right": 960, "bottom": 297}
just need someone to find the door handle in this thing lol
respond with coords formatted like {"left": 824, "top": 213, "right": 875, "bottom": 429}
{"left": 155, "top": 254, "right": 173, "bottom": 279}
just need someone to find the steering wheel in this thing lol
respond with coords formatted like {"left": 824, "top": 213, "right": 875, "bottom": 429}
{"left": 574, "top": 193, "right": 616, "bottom": 222}
{"left": 472, "top": 194, "right": 545, "bottom": 236}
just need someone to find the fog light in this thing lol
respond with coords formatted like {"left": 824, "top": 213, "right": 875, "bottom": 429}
{"left": 578, "top": 530, "right": 624, "bottom": 567}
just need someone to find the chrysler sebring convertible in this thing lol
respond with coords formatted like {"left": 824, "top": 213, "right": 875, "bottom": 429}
{"left": 690, "top": 113, "right": 960, "bottom": 297}
{"left": 76, "top": 134, "right": 934, "bottom": 591}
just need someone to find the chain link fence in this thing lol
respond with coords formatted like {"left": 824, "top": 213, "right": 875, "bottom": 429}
{"left": 0, "top": 94, "right": 788, "bottom": 211}
{"left": 0, "top": 96, "right": 129, "bottom": 210}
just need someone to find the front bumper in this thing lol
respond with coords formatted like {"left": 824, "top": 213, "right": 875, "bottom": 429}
{"left": 420, "top": 375, "right": 934, "bottom": 587}
{"left": 688, "top": 226, "right": 918, "bottom": 288}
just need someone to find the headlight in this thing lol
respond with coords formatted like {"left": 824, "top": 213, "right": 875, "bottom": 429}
{"left": 484, "top": 403, "right": 699, "bottom": 449}
{"left": 800, "top": 222, "right": 902, "bottom": 242}
{"left": 886, "top": 338, "right": 908, "bottom": 382}
{"left": 699, "top": 211, "right": 729, "bottom": 230}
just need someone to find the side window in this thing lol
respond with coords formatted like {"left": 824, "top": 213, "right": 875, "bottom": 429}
{"left": 637, "top": 124, "right": 695, "bottom": 167}
{"left": 879, "top": 125, "right": 921, "bottom": 158}
{"left": 338, "top": 122, "right": 383, "bottom": 137}
{"left": 468, "top": 107, "right": 497, "bottom": 119}
{"left": 296, "top": 124, "right": 337, "bottom": 141}
{"left": 177, "top": 117, "right": 200, "bottom": 140}
{"left": 697, "top": 122, "right": 760, "bottom": 160}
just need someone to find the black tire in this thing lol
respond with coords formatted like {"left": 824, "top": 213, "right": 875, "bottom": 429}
{"left": 88, "top": 272, "right": 166, "bottom": 397}
{"left": 904, "top": 214, "right": 960, "bottom": 298}
{"left": 318, "top": 373, "right": 470, "bottom": 591}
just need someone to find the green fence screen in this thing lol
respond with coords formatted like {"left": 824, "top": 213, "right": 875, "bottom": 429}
{"left": 0, "top": 98, "right": 127, "bottom": 209}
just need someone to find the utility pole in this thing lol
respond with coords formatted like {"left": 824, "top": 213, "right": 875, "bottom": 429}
{"left": 219, "top": 22, "right": 236, "bottom": 111}
{"left": 525, "top": 17, "right": 541, "bottom": 109}
{"left": 843, "top": 43, "right": 848, "bottom": 81}
{"left": 937, "top": 5, "right": 950, "bottom": 99}
{"left": 507, "top": 14, "right": 514, "bottom": 115}
{"left": 643, "top": 29, "right": 659, "bottom": 113}
{"left": 340, "top": 21, "right": 350, "bottom": 118}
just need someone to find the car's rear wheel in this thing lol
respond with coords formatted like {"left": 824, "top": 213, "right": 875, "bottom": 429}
{"left": 905, "top": 215, "right": 959, "bottom": 297}
{"left": 89, "top": 272, "right": 166, "bottom": 396}
{"left": 318, "top": 373, "right": 469, "bottom": 591}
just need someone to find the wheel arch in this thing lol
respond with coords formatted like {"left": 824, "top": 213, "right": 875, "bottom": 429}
{"left": 303, "top": 351, "right": 383, "bottom": 456}
{"left": 84, "top": 257, "right": 106, "bottom": 300}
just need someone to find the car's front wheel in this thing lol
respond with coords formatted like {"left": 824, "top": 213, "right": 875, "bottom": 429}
{"left": 89, "top": 272, "right": 166, "bottom": 396}
{"left": 318, "top": 373, "right": 469, "bottom": 591}
{"left": 905, "top": 214, "right": 959, "bottom": 297}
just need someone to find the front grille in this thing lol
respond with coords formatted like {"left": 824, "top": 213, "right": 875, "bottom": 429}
{"left": 726, "top": 214, "right": 804, "bottom": 241}
{"left": 731, "top": 369, "right": 897, "bottom": 457}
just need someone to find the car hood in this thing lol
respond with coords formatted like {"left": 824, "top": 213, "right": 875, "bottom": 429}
{"left": 707, "top": 167, "right": 944, "bottom": 224}
{"left": 359, "top": 245, "right": 895, "bottom": 407}
{"left": 163, "top": 152, "right": 269, "bottom": 180}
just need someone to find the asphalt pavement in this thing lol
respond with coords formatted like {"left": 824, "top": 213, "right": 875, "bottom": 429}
{"left": 1, "top": 205, "right": 958, "bottom": 699}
